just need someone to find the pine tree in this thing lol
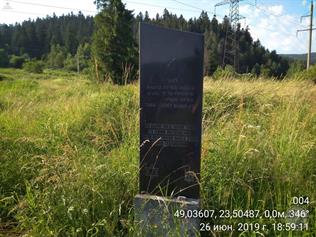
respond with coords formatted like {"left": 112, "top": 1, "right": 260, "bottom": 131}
{"left": 46, "top": 44, "right": 66, "bottom": 69}
{"left": 0, "top": 9, "right": 291, "bottom": 78}
{"left": 0, "top": 48, "right": 9, "bottom": 67}
{"left": 92, "top": 0, "right": 137, "bottom": 84}
{"left": 144, "top": 11, "right": 150, "bottom": 22}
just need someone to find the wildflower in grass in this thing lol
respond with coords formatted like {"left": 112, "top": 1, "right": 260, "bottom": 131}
{"left": 67, "top": 206, "right": 74, "bottom": 220}
{"left": 82, "top": 208, "right": 88, "bottom": 215}
{"left": 67, "top": 206, "right": 75, "bottom": 214}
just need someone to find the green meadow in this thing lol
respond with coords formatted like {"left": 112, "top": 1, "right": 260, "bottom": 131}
{"left": 0, "top": 68, "right": 315, "bottom": 236}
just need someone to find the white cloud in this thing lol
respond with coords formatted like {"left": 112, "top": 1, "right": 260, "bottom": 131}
{"left": 241, "top": 3, "right": 314, "bottom": 54}
{"left": 0, "top": 0, "right": 314, "bottom": 54}
{"left": 0, "top": 0, "right": 96, "bottom": 24}
{"left": 240, "top": 4, "right": 261, "bottom": 23}
{"left": 267, "top": 5, "right": 283, "bottom": 15}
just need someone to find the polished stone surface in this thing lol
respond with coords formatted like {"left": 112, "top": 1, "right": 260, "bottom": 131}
{"left": 139, "top": 23, "right": 204, "bottom": 199}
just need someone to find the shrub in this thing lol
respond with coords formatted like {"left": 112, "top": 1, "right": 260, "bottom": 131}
{"left": 303, "top": 64, "right": 316, "bottom": 83}
{"left": 46, "top": 44, "right": 66, "bottom": 69}
{"left": 251, "top": 63, "right": 261, "bottom": 76}
{"left": 0, "top": 48, "right": 9, "bottom": 67}
{"left": 293, "top": 64, "right": 316, "bottom": 83}
{"left": 212, "top": 65, "right": 236, "bottom": 80}
{"left": 9, "top": 54, "right": 29, "bottom": 68}
{"left": 287, "top": 60, "right": 305, "bottom": 77}
{"left": 23, "top": 60, "right": 44, "bottom": 73}
{"left": 64, "top": 53, "right": 77, "bottom": 72}
{"left": 64, "top": 53, "right": 91, "bottom": 73}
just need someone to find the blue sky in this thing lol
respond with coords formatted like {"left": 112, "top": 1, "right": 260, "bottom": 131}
{"left": 0, "top": 0, "right": 315, "bottom": 54}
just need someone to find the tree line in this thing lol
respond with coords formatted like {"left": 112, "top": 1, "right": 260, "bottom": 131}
{"left": 0, "top": 0, "right": 292, "bottom": 83}
{"left": 134, "top": 9, "right": 290, "bottom": 77}
{"left": 0, "top": 12, "right": 93, "bottom": 72}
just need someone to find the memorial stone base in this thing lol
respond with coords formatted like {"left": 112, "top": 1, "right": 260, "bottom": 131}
{"left": 134, "top": 194, "right": 200, "bottom": 237}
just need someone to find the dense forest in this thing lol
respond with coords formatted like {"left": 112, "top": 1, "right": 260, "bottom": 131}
{"left": 0, "top": 8, "right": 291, "bottom": 77}
{"left": 0, "top": 12, "right": 94, "bottom": 58}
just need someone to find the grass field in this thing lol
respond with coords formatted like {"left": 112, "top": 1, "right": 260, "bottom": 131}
{"left": 0, "top": 68, "right": 315, "bottom": 236}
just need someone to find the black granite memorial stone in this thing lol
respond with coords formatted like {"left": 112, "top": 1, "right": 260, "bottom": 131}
{"left": 139, "top": 23, "right": 204, "bottom": 199}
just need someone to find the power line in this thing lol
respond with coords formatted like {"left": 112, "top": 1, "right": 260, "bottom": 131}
{"left": 0, "top": 0, "right": 226, "bottom": 22}
{"left": 155, "top": 1, "right": 306, "bottom": 58}
{"left": 6, "top": 0, "right": 97, "bottom": 14}
{"left": 4, "top": 0, "right": 215, "bottom": 17}
{"left": 246, "top": 0, "right": 314, "bottom": 55}
{"left": 0, "top": 9, "right": 46, "bottom": 16}
{"left": 126, "top": 0, "right": 202, "bottom": 13}
{"left": 215, "top": 0, "right": 246, "bottom": 71}
{"left": 126, "top": 0, "right": 225, "bottom": 18}
{"left": 171, "top": 0, "right": 216, "bottom": 16}
{"left": 256, "top": 0, "right": 315, "bottom": 25}
{"left": 245, "top": 0, "right": 304, "bottom": 28}
{"left": 244, "top": 0, "right": 314, "bottom": 53}
{"left": 247, "top": 23, "right": 306, "bottom": 52}
{"left": 242, "top": 0, "right": 311, "bottom": 47}
{"left": 297, "top": 0, "right": 315, "bottom": 69}
{"left": 172, "top": 0, "right": 210, "bottom": 12}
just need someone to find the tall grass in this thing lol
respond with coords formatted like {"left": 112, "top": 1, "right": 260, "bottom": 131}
{"left": 201, "top": 78, "right": 315, "bottom": 236}
{"left": 0, "top": 69, "right": 315, "bottom": 236}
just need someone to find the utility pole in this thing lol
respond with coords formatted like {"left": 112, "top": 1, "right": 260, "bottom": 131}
{"left": 308, "top": 1, "right": 314, "bottom": 69}
{"left": 297, "top": 0, "right": 315, "bottom": 69}
{"left": 215, "top": 0, "right": 245, "bottom": 72}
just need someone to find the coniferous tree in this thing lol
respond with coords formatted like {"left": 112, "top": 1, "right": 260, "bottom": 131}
{"left": 0, "top": 9, "right": 292, "bottom": 78}
{"left": 0, "top": 48, "right": 9, "bottom": 67}
{"left": 144, "top": 11, "right": 150, "bottom": 22}
{"left": 92, "top": 0, "right": 137, "bottom": 84}
{"left": 46, "top": 44, "right": 66, "bottom": 69}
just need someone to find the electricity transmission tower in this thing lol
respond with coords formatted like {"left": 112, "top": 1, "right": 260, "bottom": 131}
{"left": 297, "top": 0, "right": 315, "bottom": 69}
{"left": 215, "top": 0, "right": 245, "bottom": 72}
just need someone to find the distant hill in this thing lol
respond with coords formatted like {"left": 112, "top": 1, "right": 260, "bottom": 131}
{"left": 281, "top": 52, "right": 316, "bottom": 64}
